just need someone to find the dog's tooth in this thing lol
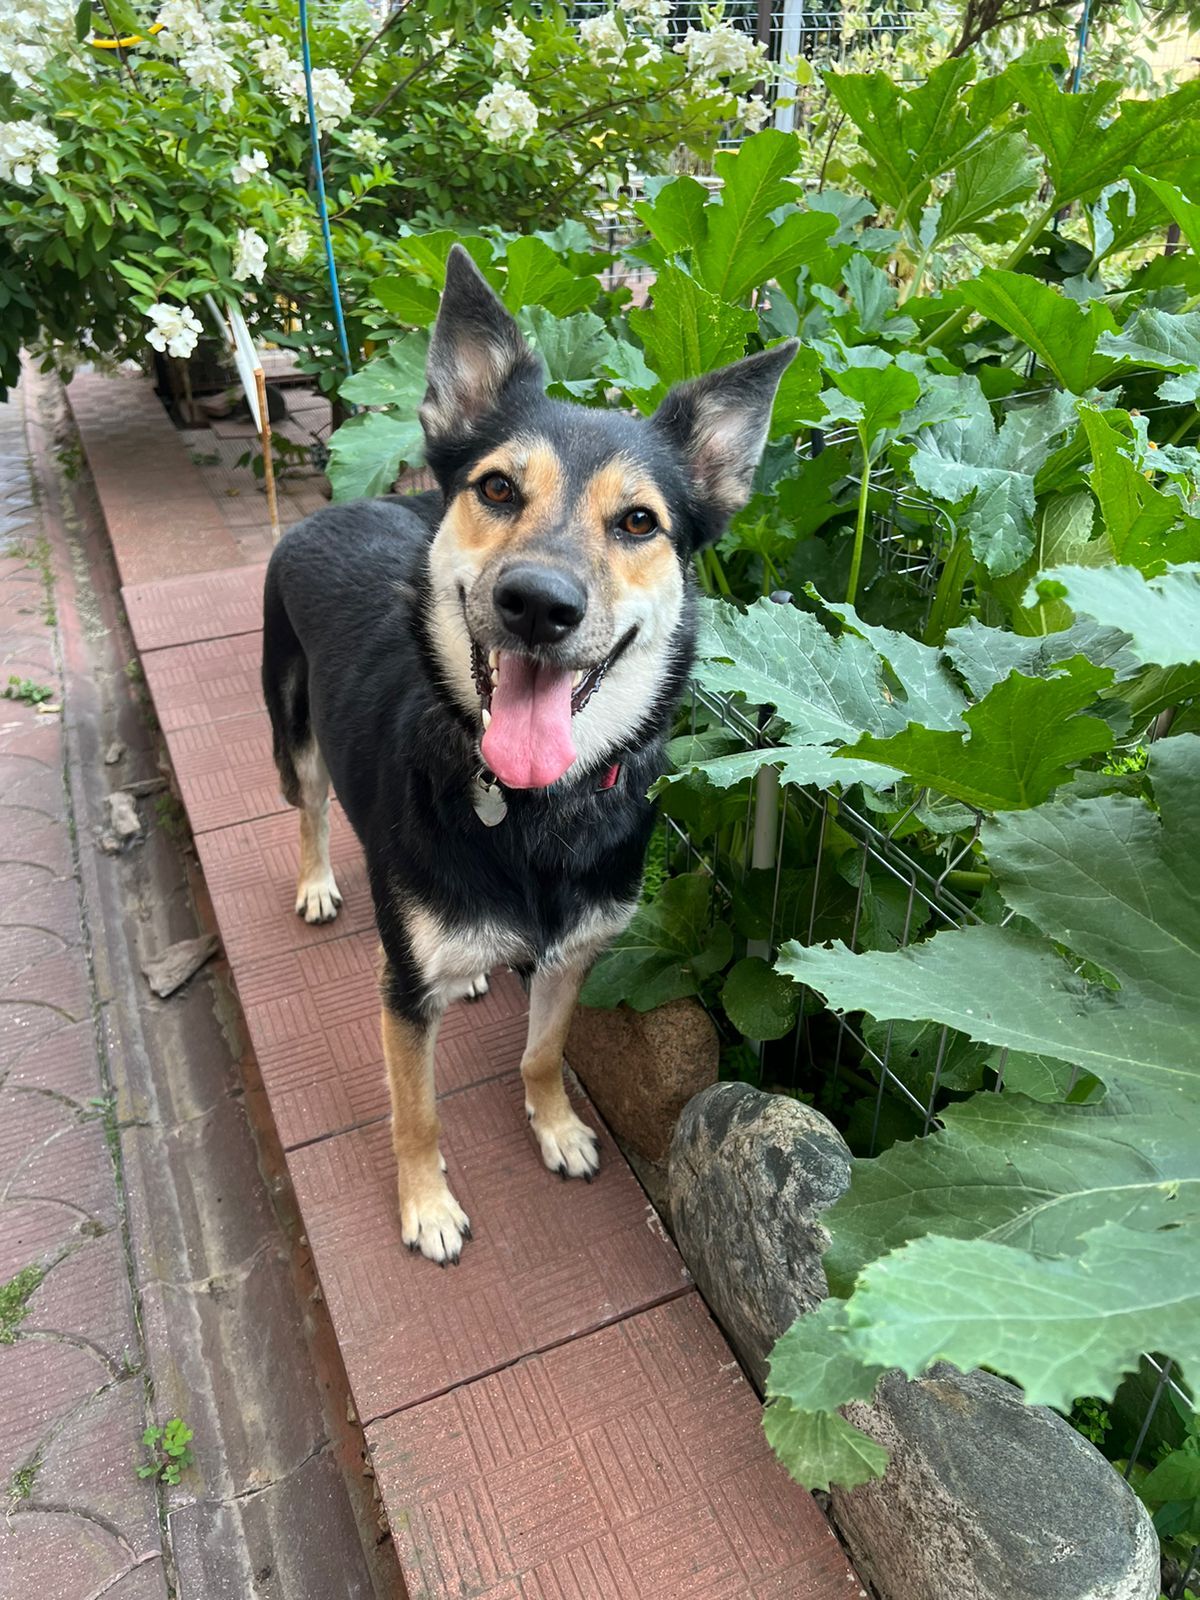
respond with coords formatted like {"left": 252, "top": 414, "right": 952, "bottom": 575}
{"left": 572, "top": 670, "right": 583, "bottom": 689}
{"left": 487, "top": 648, "right": 500, "bottom": 671}
{"left": 481, "top": 708, "right": 491, "bottom": 728}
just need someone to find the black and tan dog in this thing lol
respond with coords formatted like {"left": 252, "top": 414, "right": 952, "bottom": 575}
{"left": 262, "top": 246, "right": 795, "bottom": 1263}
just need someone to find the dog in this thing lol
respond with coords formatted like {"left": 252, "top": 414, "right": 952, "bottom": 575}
{"left": 262, "top": 245, "right": 795, "bottom": 1263}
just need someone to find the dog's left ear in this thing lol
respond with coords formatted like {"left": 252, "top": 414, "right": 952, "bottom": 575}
{"left": 420, "top": 244, "right": 544, "bottom": 461}
{"left": 651, "top": 341, "right": 799, "bottom": 545}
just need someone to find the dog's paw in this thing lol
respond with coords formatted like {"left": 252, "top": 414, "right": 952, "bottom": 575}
{"left": 399, "top": 1182, "right": 471, "bottom": 1265}
{"left": 295, "top": 873, "right": 342, "bottom": 924}
{"left": 465, "top": 972, "right": 489, "bottom": 1001}
{"left": 528, "top": 1106, "right": 600, "bottom": 1181}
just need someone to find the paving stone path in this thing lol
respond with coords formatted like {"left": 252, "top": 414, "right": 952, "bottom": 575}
{"left": 0, "top": 394, "right": 170, "bottom": 1596}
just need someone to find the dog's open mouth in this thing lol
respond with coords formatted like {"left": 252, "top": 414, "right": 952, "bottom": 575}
{"left": 469, "top": 641, "right": 615, "bottom": 790}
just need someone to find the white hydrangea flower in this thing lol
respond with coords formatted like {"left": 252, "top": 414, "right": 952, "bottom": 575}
{"left": 491, "top": 19, "right": 533, "bottom": 76}
{"left": 232, "top": 226, "right": 268, "bottom": 282}
{"left": 279, "top": 217, "right": 312, "bottom": 264}
{"left": 250, "top": 34, "right": 294, "bottom": 93}
{"left": 474, "top": 83, "right": 538, "bottom": 148}
{"left": 231, "top": 148, "right": 269, "bottom": 185}
{"left": 145, "top": 302, "right": 205, "bottom": 359}
{"left": 0, "top": 0, "right": 76, "bottom": 89}
{"left": 281, "top": 64, "right": 354, "bottom": 129}
{"left": 617, "top": 0, "right": 671, "bottom": 34}
{"left": 739, "top": 94, "right": 770, "bottom": 132}
{"left": 578, "top": 11, "right": 627, "bottom": 63}
{"left": 345, "top": 127, "right": 386, "bottom": 163}
{"left": 674, "top": 20, "right": 766, "bottom": 80}
{"left": 153, "top": 0, "right": 210, "bottom": 54}
{"left": 0, "top": 120, "right": 62, "bottom": 187}
{"left": 182, "top": 36, "right": 239, "bottom": 109}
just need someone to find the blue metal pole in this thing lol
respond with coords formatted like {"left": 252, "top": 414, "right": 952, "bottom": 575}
{"left": 297, "top": 0, "right": 355, "bottom": 382}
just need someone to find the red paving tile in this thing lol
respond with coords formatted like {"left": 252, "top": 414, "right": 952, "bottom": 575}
{"left": 167, "top": 708, "right": 287, "bottom": 832}
{"left": 287, "top": 1073, "right": 690, "bottom": 1421}
{"left": 369, "top": 1295, "right": 859, "bottom": 1600}
{"left": 122, "top": 562, "right": 265, "bottom": 652}
{"left": 139, "top": 630, "right": 266, "bottom": 732}
{"left": 235, "top": 936, "right": 530, "bottom": 1147}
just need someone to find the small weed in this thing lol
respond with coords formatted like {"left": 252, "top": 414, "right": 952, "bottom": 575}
{"left": 189, "top": 449, "right": 220, "bottom": 466}
{"left": 154, "top": 791, "right": 187, "bottom": 837}
{"left": 1102, "top": 745, "right": 1149, "bottom": 777}
{"left": 8, "top": 1457, "right": 39, "bottom": 1508}
{"left": 4, "top": 675, "right": 54, "bottom": 706}
{"left": 0, "top": 1264, "right": 44, "bottom": 1343}
{"left": 123, "top": 658, "right": 143, "bottom": 682}
{"left": 1068, "top": 1396, "right": 1112, "bottom": 1447}
{"left": 56, "top": 440, "right": 83, "bottom": 480}
{"left": 138, "top": 1418, "right": 195, "bottom": 1486}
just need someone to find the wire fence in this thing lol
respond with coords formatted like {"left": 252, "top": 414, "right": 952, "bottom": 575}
{"left": 664, "top": 528, "right": 1197, "bottom": 1595}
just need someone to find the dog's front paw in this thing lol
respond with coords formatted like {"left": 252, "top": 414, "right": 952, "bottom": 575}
{"left": 295, "top": 873, "right": 342, "bottom": 924}
{"left": 528, "top": 1106, "right": 600, "bottom": 1181}
{"left": 399, "top": 1181, "right": 471, "bottom": 1265}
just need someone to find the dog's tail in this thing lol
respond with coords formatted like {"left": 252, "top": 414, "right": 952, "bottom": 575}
{"left": 261, "top": 560, "right": 309, "bottom": 809}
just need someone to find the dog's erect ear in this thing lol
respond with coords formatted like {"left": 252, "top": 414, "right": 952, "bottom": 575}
{"left": 651, "top": 341, "right": 799, "bottom": 544}
{"left": 420, "top": 244, "right": 543, "bottom": 458}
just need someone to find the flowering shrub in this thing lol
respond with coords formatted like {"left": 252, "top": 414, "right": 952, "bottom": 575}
{"left": 0, "top": 0, "right": 770, "bottom": 395}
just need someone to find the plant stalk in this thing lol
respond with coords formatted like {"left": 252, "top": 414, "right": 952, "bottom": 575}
{"left": 917, "top": 202, "right": 1058, "bottom": 353}
{"left": 924, "top": 534, "right": 974, "bottom": 644}
{"left": 845, "top": 439, "right": 872, "bottom": 607}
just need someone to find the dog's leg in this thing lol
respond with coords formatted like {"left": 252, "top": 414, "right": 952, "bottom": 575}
{"left": 522, "top": 962, "right": 600, "bottom": 1180}
{"left": 293, "top": 743, "right": 342, "bottom": 924}
{"left": 383, "top": 1002, "right": 469, "bottom": 1263}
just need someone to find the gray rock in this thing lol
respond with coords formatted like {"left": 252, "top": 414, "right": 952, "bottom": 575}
{"left": 833, "top": 1366, "right": 1160, "bottom": 1600}
{"left": 141, "top": 934, "right": 220, "bottom": 998}
{"left": 666, "top": 1081, "right": 851, "bottom": 1391}
{"left": 104, "top": 739, "right": 125, "bottom": 765}
{"left": 103, "top": 789, "right": 142, "bottom": 848}
{"left": 567, "top": 997, "right": 718, "bottom": 1164}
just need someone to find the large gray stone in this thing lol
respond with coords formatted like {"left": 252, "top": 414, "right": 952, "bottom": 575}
{"left": 833, "top": 1367, "right": 1160, "bottom": 1600}
{"left": 567, "top": 997, "right": 718, "bottom": 1164}
{"left": 666, "top": 1081, "right": 851, "bottom": 1391}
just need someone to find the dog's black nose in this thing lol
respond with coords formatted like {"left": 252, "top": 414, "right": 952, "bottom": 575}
{"left": 493, "top": 565, "right": 587, "bottom": 647}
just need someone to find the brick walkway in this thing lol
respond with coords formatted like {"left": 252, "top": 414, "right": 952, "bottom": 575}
{"left": 0, "top": 394, "right": 169, "bottom": 1594}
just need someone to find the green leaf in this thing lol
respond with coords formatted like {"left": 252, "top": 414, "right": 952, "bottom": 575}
{"left": 633, "top": 175, "right": 708, "bottom": 255}
{"left": 823, "top": 362, "right": 922, "bottom": 460}
{"left": 1096, "top": 307, "right": 1200, "bottom": 403}
{"left": 944, "top": 614, "right": 1134, "bottom": 698}
{"left": 580, "top": 874, "right": 733, "bottom": 1012}
{"left": 339, "top": 335, "right": 428, "bottom": 408}
{"left": 770, "top": 344, "right": 826, "bottom": 435}
{"left": 502, "top": 235, "right": 598, "bottom": 317}
{"left": 1131, "top": 169, "right": 1200, "bottom": 259}
{"left": 326, "top": 411, "right": 423, "bottom": 502}
{"left": 1077, "top": 407, "right": 1200, "bottom": 572}
{"left": 816, "top": 594, "right": 968, "bottom": 729}
{"left": 936, "top": 133, "right": 1040, "bottom": 242}
{"left": 1037, "top": 564, "right": 1200, "bottom": 665}
{"left": 839, "top": 658, "right": 1114, "bottom": 811}
{"left": 1139, "top": 1450, "right": 1200, "bottom": 1505}
{"left": 370, "top": 273, "right": 440, "bottom": 327}
{"left": 780, "top": 734, "right": 1200, "bottom": 1102}
{"left": 722, "top": 956, "right": 802, "bottom": 1040}
{"left": 847, "top": 1223, "right": 1200, "bottom": 1411}
{"left": 517, "top": 307, "right": 621, "bottom": 399}
{"left": 959, "top": 270, "right": 1121, "bottom": 393}
{"left": 627, "top": 265, "right": 756, "bottom": 394}
{"left": 764, "top": 1398, "right": 890, "bottom": 1493}
{"left": 74, "top": 0, "right": 91, "bottom": 42}
{"left": 909, "top": 387, "right": 1077, "bottom": 574}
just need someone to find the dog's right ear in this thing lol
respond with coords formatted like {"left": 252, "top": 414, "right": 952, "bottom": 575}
{"left": 419, "top": 245, "right": 543, "bottom": 461}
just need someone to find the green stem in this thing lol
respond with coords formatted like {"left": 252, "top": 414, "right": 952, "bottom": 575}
{"left": 1163, "top": 408, "right": 1198, "bottom": 447}
{"left": 899, "top": 235, "right": 933, "bottom": 306}
{"left": 924, "top": 534, "right": 974, "bottom": 645}
{"left": 845, "top": 438, "right": 871, "bottom": 608}
{"left": 917, "top": 202, "right": 1058, "bottom": 354}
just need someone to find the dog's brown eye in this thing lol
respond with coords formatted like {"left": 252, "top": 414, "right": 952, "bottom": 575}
{"left": 479, "top": 473, "right": 515, "bottom": 505}
{"left": 619, "top": 507, "right": 657, "bottom": 538}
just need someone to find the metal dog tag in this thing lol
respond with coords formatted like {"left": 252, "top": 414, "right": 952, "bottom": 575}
{"left": 472, "top": 770, "right": 508, "bottom": 827}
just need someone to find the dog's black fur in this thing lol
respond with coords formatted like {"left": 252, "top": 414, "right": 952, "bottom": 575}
{"left": 261, "top": 245, "right": 795, "bottom": 1260}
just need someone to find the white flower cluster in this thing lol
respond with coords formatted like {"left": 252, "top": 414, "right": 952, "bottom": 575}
{"left": 154, "top": 0, "right": 239, "bottom": 110}
{"left": 617, "top": 0, "right": 671, "bottom": 34}
{"left": 232, "top": 225, "right": 268, "bottom": 282}
{"left": 250, "top": 34, "right": 293, "bottom": 92}
{"left": 230, "top": 147, "right": 269, "bottom": 185}
{"left": 475, "top": 84, "right": 539, "bottom": 149}
{"left": 279, "top": 217, "right": 312, "bottom": 264}
{"left": 578, "top": 11, "right": 627, "bottom": 63}
{"left": 739, "top": 93, "right": 770, "bottom": 132}
{"left": 0, "top": 0, "right": 75, "bottom": 90}
{"left": 674, "top": 19, "right": 767, "bottom": 80}
{"left": 491, "top": 19, "right": 533, "bottom": 76}
{"left": 248, "top": 33, "right": 353, "bottom": 128}
{"left": 0, "top": 119, "right": 61, "bottom": 187}
{"left": 345, "top": 126, "right": 386, "bottom": 163}
{"left": 145, "top": 301, "right": 204, "bottom": 359}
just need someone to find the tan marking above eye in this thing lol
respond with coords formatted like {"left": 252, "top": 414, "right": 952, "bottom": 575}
{"left": 583, "top": 460, "right": 671, "bottom": 538}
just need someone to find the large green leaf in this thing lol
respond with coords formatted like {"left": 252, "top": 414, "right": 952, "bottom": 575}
{"left": 627, "top": 265, "right": 755, "bottom": 395}
{"left": 908, "top": 387, "right": 1076, "bottom": 573}
{"left": 1096, "top": 307, "right": 1200, "bottom": 403}
{"left": 339, "top": 335, "right": 428, "bottom": 408}
{"left": 700, "top": 132, "right": 836, "bottom": 302}
{"left": 959, "top": 270, "right": 1121, "bottom": 393}
{"left": 579, "top": 873, "right": 732, "bottom": 1012}
{"left": 1076, "top": 406, "right": 1200, "bottom": 572}
{"left": 780, "top": 734, "right": 1200, "bottom": 1103}
{"left": 1131, "top": 169, "right": 1200, "bottom": 258}
{"left": 936, "top": 132, "right": 1040, "bottom": 242}
{"left": 944, "top": 614, "right": 1134, "bottom": 697}
{"left": 1037, "top": 563, "right": 1200, "bottom": 665}
{"left": 839, "top": 658, "right": 1115, "bottom": 810}
{"left": 502, "top": 234, "right": 600, "bottom": 317}
{"left": 326, "top": 410, "right": 423, "bottom": 502}
{"left": 517, "top": 307, "right": 654, "bottom": 401}
{"left": 370, "top": 272, "right": 440, "bottom": 327}
{"left": 822, "top": 362, "right": 922, "bottom": 461}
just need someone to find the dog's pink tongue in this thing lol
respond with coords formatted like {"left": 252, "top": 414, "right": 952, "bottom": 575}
{"left": 481, "top": 652, "right": 577, "bottom": 789}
